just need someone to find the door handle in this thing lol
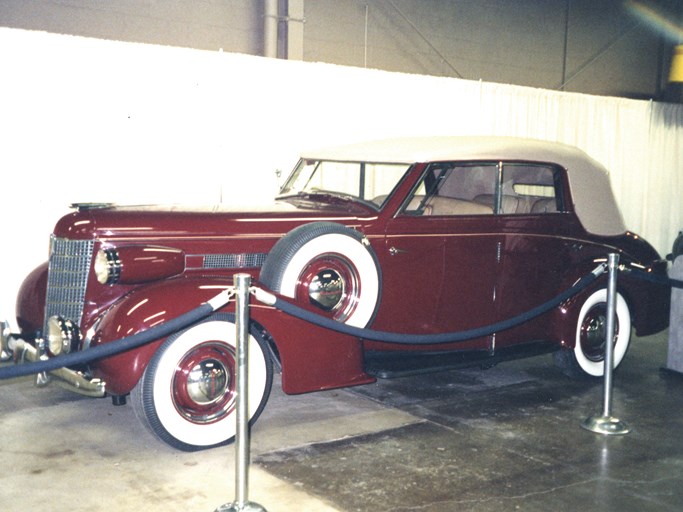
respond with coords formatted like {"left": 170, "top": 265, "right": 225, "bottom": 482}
{"left": 389, "top": 246, "right": 408, "bottom": 256}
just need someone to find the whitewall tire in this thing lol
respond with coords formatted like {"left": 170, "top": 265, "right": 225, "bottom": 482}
{"left": 555, "top": 289, "right": 631, "bottom": 378}
{"left": 260, "top": 222, "right": 381, "bottom": 328}
{"left": 131, "top": 313, "right": 273, "bottom": 451}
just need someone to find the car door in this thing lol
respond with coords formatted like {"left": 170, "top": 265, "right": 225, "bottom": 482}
{"left": 492, "top": 163, "right": 573, "bottom": 349}
{"left": 372, "top": 162, "right": 500, "bottom": 352}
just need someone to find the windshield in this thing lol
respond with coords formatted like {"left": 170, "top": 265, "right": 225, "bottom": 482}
{"left": 279, "top": 159, "right": 411, "bottom": 208}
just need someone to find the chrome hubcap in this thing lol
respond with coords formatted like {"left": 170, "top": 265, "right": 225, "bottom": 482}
{"left": 309, "top": 269, "right": 345, "bottom": 311}
{"left": 172, "top": 342, "right": 236, "bottom": 424}
{"left": 186, "top": 358, "right": 228, "bottom": 406}
{"left": 581, "top": 304, "right": 619, "bottom": 362}
{"left": 298, "top": 253, "right": 360, "bottom": 322}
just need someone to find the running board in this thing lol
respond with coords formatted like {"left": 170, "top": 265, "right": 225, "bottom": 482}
{"left": 364, "top": 342, "right": 556, "bottom": 379}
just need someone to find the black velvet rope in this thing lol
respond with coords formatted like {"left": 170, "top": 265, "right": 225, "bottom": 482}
{"left": 623, "top": 268, "right": 683, "bottom": 289}
{"left": 270, "top": 268, "right": 603, "bottom": 344}
{"left": 0, "top": 265, "right": 606, "bottom": 380}
{"left": 0, "top": 302, "right": 215, "bottom": 380}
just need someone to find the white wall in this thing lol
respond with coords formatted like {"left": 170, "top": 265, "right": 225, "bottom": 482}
{"left": 1, "top": 28, "right": 681, "bottom": 326}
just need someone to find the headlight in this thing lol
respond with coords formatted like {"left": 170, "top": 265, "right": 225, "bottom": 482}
{"left": 95, "top": 248, "right": 121, "bottom": 284}
{"left": 46, "top": 316, "right": 80, "bottom": 356}
{"left": 94, "top": 245, "right": 184, "bottom": 285}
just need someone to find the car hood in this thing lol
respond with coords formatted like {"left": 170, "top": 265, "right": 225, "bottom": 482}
{"left": 53, "top": 200, "right": 375, "bottom": 240}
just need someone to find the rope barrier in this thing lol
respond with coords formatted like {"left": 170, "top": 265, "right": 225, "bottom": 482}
{"left": 254, "top": 262, "right": 606, "bottom": 344}
{"left": 0, "top": 289, "right": 234, "bottom": 380}
{"left": 622, "top": 267, "right": 683, "bottom": 289}
{"left": 0, "top": 261, "right": 618, "bottom": 379}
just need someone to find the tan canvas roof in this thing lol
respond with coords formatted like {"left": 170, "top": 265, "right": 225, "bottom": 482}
{"left": 302, "top": 136, "right": 627, "bottom": 236}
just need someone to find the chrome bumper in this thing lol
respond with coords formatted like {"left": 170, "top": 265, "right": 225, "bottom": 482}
{"left": 0, "top": 320, "right": 11, "bottom": 362}
{"left": 1, "top": 320, "right": 106, "bottom": 398}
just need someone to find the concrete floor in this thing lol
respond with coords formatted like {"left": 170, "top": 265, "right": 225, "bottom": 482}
{"left": 1, "top": 329, "right": 682, "bottom": 512}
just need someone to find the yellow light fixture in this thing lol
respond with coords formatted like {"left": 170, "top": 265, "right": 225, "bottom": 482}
{"left": 670, "top": 45, "right": 683, "bottom": 83}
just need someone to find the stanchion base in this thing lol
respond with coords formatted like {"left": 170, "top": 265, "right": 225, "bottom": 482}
{"left": 214, "top": 502, "right": 268, "bottom": 512}
{"left": 581, "top": 415, "right": 630, "bottom": 436}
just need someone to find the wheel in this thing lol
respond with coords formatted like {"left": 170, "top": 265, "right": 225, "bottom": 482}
{"left": 260, "top": 222, "right": 381, "bottom": 328}
{"left": 131, "top": 313, "right": 273, "bottom": 451}
{"left": 554, "top": 289, "right": 631, "bottom": 378}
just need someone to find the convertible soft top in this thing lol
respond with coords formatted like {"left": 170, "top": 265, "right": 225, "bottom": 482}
{"left": 302, "top": 136, "right": 627, "bottom": 237}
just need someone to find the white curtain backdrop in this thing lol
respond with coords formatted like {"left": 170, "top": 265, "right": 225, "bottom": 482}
{"left": 0, "top": 28, "right": 681, "bottom": 322}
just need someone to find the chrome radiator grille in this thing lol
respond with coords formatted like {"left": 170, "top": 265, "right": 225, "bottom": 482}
{"left": 44, "top": 236, "right": 95, "bottom": 334}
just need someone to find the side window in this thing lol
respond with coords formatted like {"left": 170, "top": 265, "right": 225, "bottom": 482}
{"left": 501, "top": 164, "right": 563, "bottom": 215}
{"left": 365, "top": 163, "right": 412, "bottom": 206}
{"left": 401, "top": 162, "right": 564, "bottom": 217}
{"left": 402, "top": 164, "right": 497, "bottom": 216}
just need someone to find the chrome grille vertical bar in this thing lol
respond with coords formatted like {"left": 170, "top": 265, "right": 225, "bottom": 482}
{"left": 44, "top": 236, "right": 94, "bottom": 334}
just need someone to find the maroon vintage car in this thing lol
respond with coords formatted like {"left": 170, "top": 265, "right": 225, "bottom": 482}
{"left": 1, "top": 136, "right": 670, "bottom": 451}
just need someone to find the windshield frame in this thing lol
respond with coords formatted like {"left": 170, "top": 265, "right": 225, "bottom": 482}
{"left": 278, "top": 158, "right": 412, "bottom": 210}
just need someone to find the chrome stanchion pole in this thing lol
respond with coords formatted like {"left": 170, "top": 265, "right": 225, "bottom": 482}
{"left": 214, "top": 274, "right": 267, "bottom": 512}
{"left": 582, "top": 253, "right": 630, "bottom": 435}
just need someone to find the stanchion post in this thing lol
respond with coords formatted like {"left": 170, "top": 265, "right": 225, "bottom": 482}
{"left": 214, "top": 274, "right": 267, "bottom": 512}
{"left": 581, "top": 253, "right": 630, "bottom": 435}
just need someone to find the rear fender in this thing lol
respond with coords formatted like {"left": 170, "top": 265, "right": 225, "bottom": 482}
{"left": 550, "top": 268, "right": 610, "bottom": 350}
{"left": 552, "top": 276, "right": 651, "bottom": 350}
{"left": 552, "top": 287, "right": 590, "bottom": 350}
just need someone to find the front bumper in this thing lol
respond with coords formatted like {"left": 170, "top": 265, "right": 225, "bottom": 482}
{"left": 1, "top": 320, "right": 106, "bottom": 398}
{"left": 0, "top": 320, "right": 11, "bottom": 362}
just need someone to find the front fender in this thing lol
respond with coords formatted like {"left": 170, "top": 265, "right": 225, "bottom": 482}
{"left": 90, "top": 276, "right": 374, "bottom": 397}
{"left": 89, "top": 276, "right": 233, "bottom": 395}
{"left": 251, "top": 303, "right": 374, "bottom": 394}
{"left": 16, "top": 261, "right": 48, "bottom": 334}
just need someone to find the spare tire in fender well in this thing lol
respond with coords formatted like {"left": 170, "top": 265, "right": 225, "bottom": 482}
{"left": 259, "top": 222, "right": 382, "bottom": 328}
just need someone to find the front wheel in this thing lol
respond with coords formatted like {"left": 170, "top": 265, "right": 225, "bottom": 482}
{"left": 554, "top": 289, "right": 631, "bottom": 378}
{"left": 131, "top": 313, "right": 273, "bottom": 451}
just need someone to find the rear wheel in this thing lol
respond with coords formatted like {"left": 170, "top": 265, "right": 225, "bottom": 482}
{"left": 555, "top": 289, "right": 631, "bottom": 378}
{"left": 131, "top": 313, "right": 273, "bottom": 451}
